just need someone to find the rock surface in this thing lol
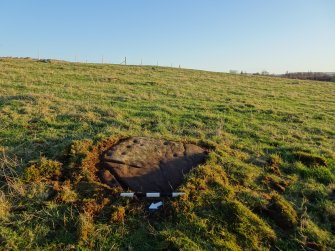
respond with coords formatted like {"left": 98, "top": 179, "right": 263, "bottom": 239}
{"left": 100, "top": 137, "right": 207, "bottom": 193}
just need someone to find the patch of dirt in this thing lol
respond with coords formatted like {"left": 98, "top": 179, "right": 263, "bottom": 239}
{"left": 304, "top": 242, "right": 326, "bottom": 251}
{"left": 293, "top": 152, "right": 327, "bottom": 167}
{"left": 249, "top": 155, "right": 281, "bottom": 175}
{"left": 79, "top": 136, "right": 123, "bottom": 187}
{"left": 59, "top": 137, "right": 125, "bottom": 203}
{"left": 331, "top": 223, "right": 335, "bottom": 235}
{"left": 330, "top": 188, "right": 335, "bottom": 201}
{"left": 100, "top": 137, "right": 208, "bottom": 193}
{"left": 262, "top": 176, "right": 288, "bottom": 193}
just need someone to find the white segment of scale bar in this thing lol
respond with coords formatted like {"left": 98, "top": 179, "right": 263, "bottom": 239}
{"left": 172, "top": 192, "right": 185, "bottom": 197}
{"left": 120, "top": 192, "right": 135, "bottom": 197}
{"left": 146, "top": 193, "right": 160, "bottom": 197}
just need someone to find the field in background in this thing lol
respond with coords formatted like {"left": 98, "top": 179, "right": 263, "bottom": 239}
{"left": 0, "top": 58, "right": 335, "bottom": 250}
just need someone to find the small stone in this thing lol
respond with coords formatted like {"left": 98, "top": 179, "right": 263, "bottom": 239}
{"left": 99, "top": 169, "right": 119, "bottom": 187}
{"left": 102, "top": 170, "right": 113, "bottom": 181}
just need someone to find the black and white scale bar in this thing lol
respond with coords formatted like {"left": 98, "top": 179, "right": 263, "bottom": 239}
{"left": 120, "top": 192, "right": 185, "bottom": 198}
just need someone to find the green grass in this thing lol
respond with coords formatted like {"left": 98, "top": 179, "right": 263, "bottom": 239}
{"left": 0, "top": 57, "right": 335, "bottom": 250}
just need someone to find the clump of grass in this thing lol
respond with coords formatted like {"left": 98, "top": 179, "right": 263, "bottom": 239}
{"left": 110, "top": 206, "right": 126, "bottom": 223}
{"left": 68, "top": 139, "right": 93, "bottom": 165}
{"left": 78, "top": 212, "right": 95, "bottom": 244}
{"left": 0, "top": 149, "right": 25, "bottom": 196}
{"left": 159, "top": 229, "right": 203, "bottom": 251}
{"left": 322, "top": 201, "right": 335, "bottom": 223}
{"left": 223, "top": 200, "right": 277, "bottom": 246}
{"left": 58, "top": 181, "right": 78, "bottom": 203}
{"left": 267, "top": 193, "right": 298, "bottom": 230}
{"left": 237, "top": 189, "right": 270, "bottom": 211}
{"left": 301, "top": 181, "right": 328, "bottom": 203}
{"left": 299, "top": 218, "right": 334, "bottom": 249}
{"left": 24, "top": 157, "right": 62, "bottom": 182}
{"left": 173, "top": 161, "right": 276, "bottom": 250}
{"left": 0, "top": 192, "right": 11, "bottom": 220}
{"left": 268, "top": 154, "right": 282, "bottom": 174}
{"left": 26, "top": 182, "right": 52, "bottom": 201}
{"left": 294, "top": 161, "right": 335, "bottom": 184}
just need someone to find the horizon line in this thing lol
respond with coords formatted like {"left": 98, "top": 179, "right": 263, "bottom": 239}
{"left": 1, "top": 55, "right": 334, "bottom": 76}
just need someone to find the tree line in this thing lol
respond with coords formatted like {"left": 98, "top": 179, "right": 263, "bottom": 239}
{"left": 279, "top": 72, "right": 335, "bottom": 82}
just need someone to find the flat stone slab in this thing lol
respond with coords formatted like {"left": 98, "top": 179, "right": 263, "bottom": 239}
{"left": 100, "top": 137, "right": 207, "bottom": 193}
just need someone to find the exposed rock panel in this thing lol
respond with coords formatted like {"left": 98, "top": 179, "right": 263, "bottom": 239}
{"left": 100, "top": 137, "right": 207, "bottom": 193}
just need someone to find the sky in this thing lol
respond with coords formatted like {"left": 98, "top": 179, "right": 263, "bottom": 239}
{"left": 0, "top": 0, "right": 334, "bottom": 74}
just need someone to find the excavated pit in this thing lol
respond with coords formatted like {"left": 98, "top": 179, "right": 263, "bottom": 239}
{"left": 99, "top": 137, "right": 208, "bottom": 193}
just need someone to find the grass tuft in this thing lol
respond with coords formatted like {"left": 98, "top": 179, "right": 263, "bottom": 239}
{"left": 0, "top": 192, "right": 11, "bottom": 220}
{"left": 267, "top": 193, "right": 298, "bottom": 230}
{"left": 24, "top": 157, "right": 62, "bottom": 182}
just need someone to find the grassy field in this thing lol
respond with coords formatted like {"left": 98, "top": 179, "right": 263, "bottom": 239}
{"left": 0, "top": 57, "right": 335, "bottom": 250}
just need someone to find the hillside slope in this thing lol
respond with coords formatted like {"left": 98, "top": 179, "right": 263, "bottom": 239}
{"left": 0, "top": 58, "right": 335, "bottom": 250}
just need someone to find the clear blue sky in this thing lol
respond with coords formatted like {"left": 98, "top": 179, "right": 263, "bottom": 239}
{"left": 0, "top": 0, "right": 334, "bottom": 73}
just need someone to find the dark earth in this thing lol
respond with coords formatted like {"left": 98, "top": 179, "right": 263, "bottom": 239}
{"left": 99, "top": 137, "right": 207, "bottom": 193}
